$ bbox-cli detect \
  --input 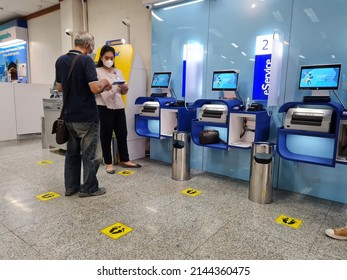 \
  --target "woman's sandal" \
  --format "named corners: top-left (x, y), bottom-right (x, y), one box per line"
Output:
top-left (120, 162), bottom-right (142, 168)
top-left (106, 165), bottom-right (116, 174)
